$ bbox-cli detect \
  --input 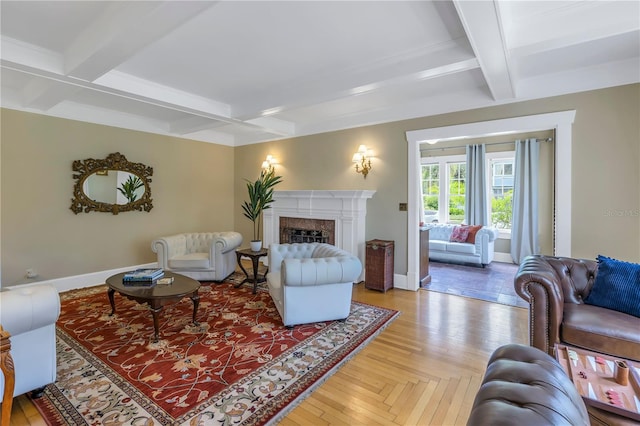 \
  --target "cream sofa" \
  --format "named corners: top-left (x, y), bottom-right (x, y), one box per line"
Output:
top-left (152, 232), bottom-right (243, 281)
top-left (427, 224), bottom-right (499, 267)
top-left (266, 243), bottom-right (362, 327)
top-left (0, 284), bottom-right (60, 399)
